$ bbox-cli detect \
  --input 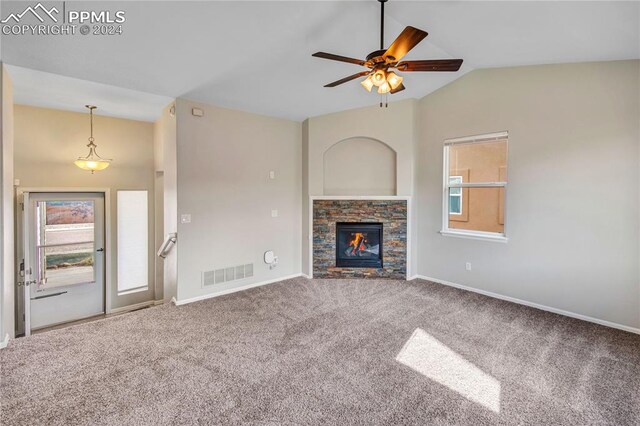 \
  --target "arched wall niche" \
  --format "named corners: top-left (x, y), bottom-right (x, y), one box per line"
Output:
top-left (323, 137), bottom-right (397, 195)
